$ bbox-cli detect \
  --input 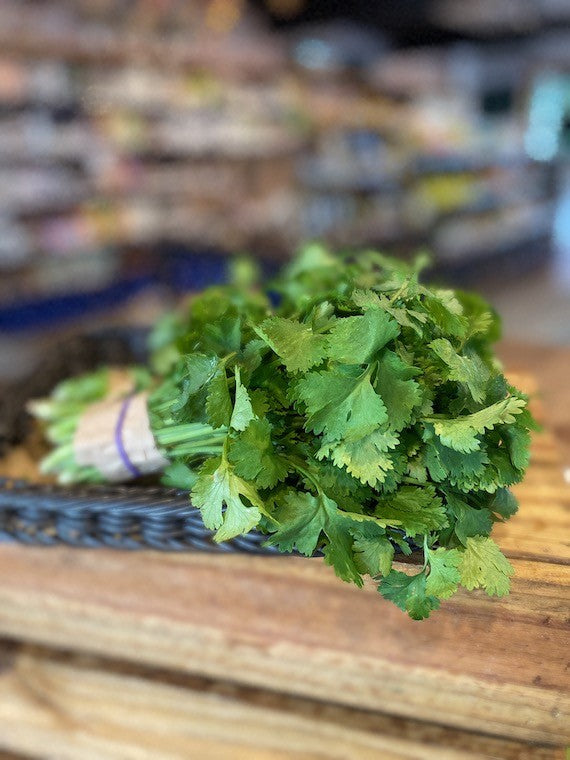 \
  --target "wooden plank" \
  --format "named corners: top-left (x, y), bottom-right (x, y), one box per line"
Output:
top-left (0, 545), bottom-right (567, 745)
top-left (0, 644), bottom-right (563, 760)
